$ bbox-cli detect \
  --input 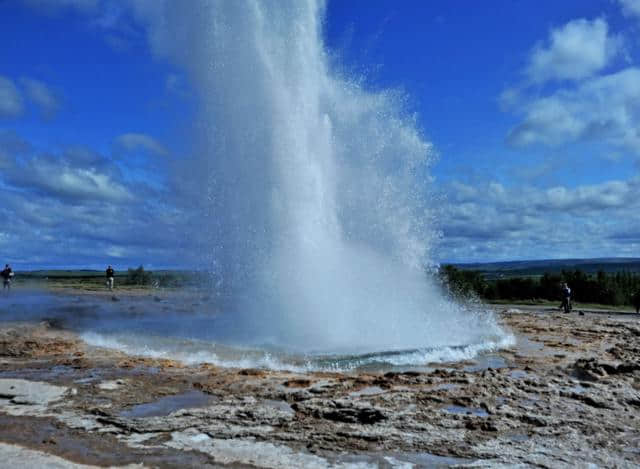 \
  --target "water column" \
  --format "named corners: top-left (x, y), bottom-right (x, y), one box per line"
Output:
top-left (132, 0), bottom-right (510, 358)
